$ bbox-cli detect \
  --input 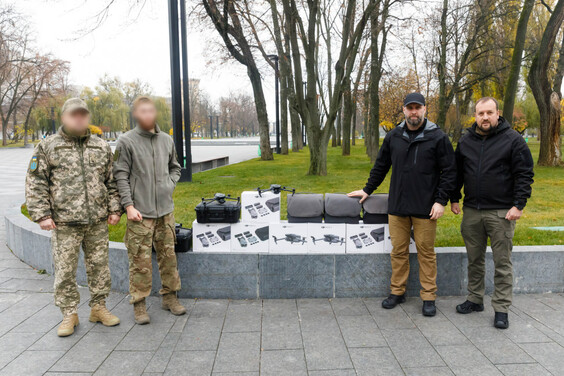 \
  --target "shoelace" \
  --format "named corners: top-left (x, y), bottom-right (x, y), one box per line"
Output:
top-left (62, 315), bottom-right (75, 325)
